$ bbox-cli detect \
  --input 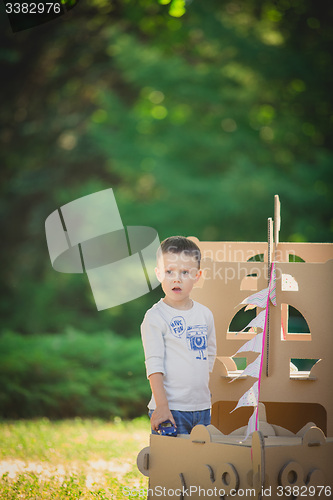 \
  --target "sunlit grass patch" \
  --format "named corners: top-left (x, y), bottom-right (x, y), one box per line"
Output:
top-left (0, 417), bottom-right (150, 499)
top-left (1, 471), bottom-right (148, 499)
